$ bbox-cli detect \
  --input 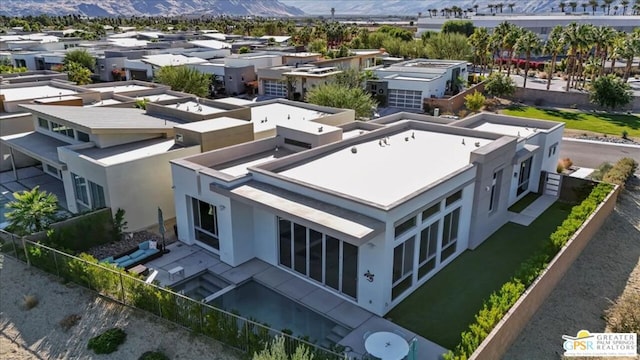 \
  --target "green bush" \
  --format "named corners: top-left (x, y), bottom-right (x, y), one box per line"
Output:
top-left (139, 351), bottom-right (170, 360)
top-left (41, 209), bottom-right (115, 253)
top-left (88, 327), bottom-right (127, 354)
top-left (444, 183), bottom-right (614, 360)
